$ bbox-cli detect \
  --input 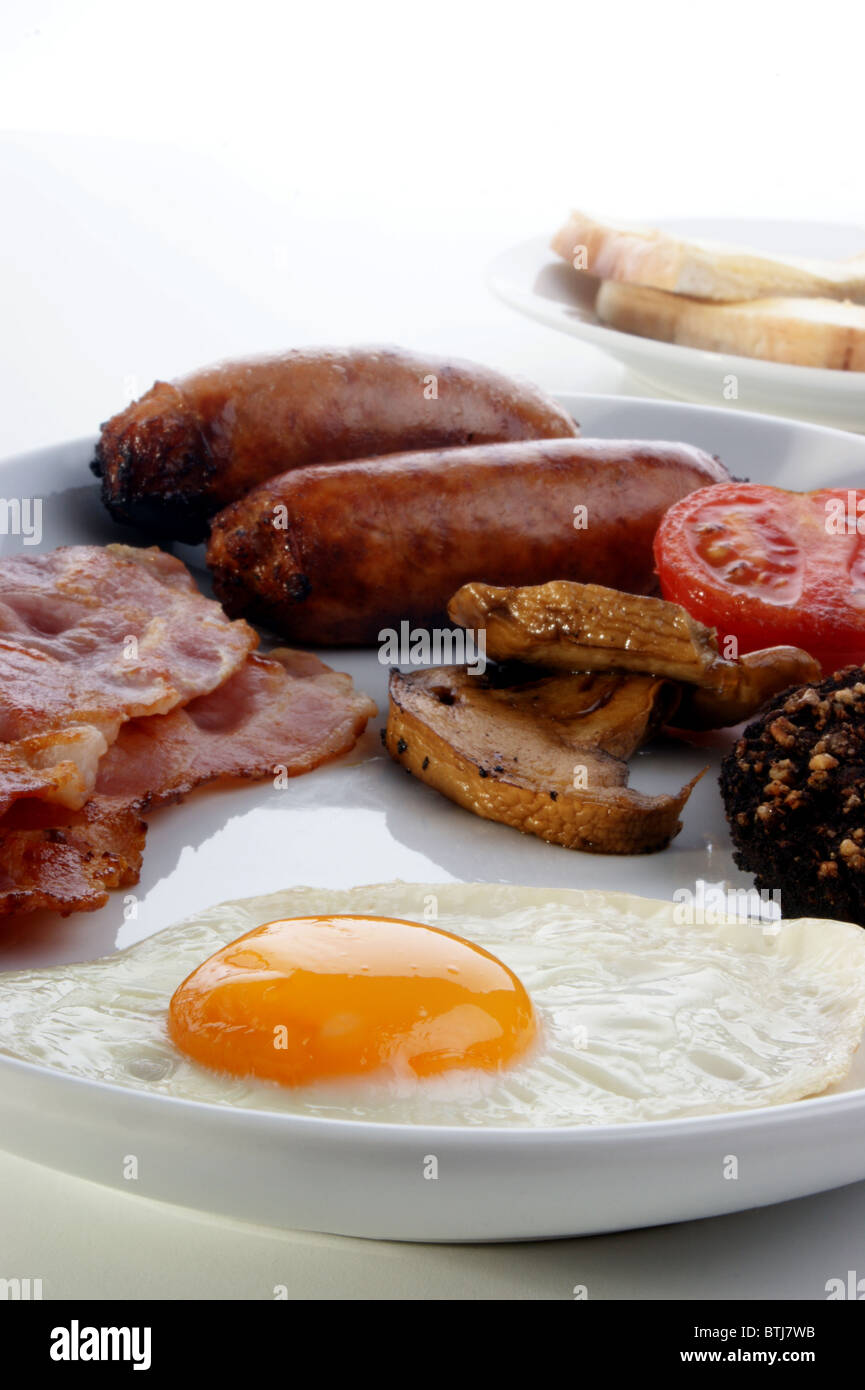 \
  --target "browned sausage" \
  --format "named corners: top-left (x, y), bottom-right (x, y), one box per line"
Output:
top-left (92, 347), bottom-right (579, 541)
top-left (206, 438), bottom-right (730, 645)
